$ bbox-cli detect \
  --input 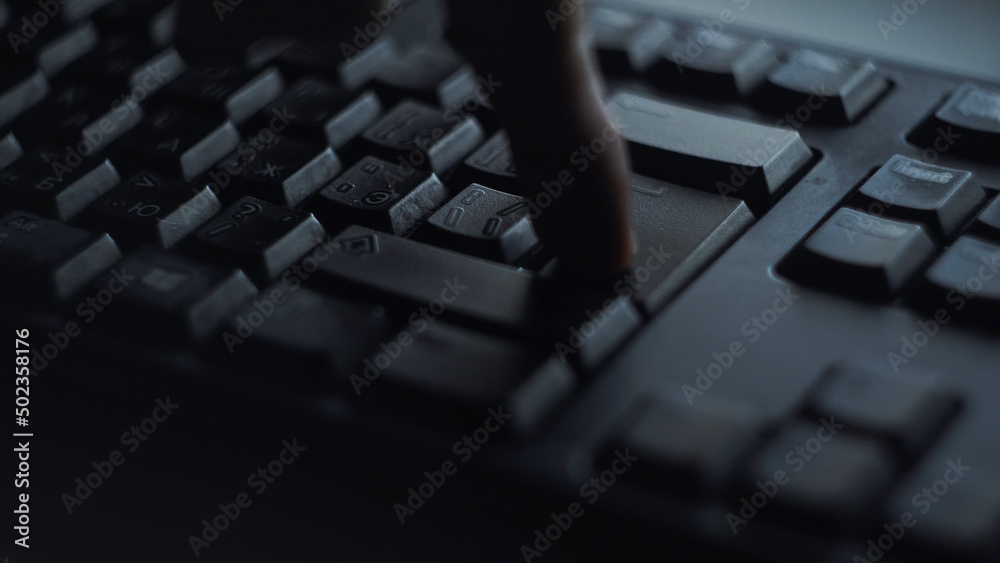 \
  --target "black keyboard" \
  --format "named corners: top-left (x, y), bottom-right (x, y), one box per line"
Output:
top-left (3, 0), bottom-right (999, 561)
